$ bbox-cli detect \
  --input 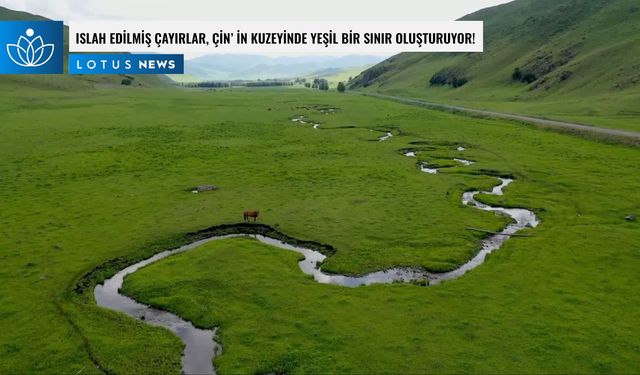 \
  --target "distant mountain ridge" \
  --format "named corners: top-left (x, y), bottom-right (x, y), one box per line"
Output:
top-left (183, 54), bottom-right (385, 81)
